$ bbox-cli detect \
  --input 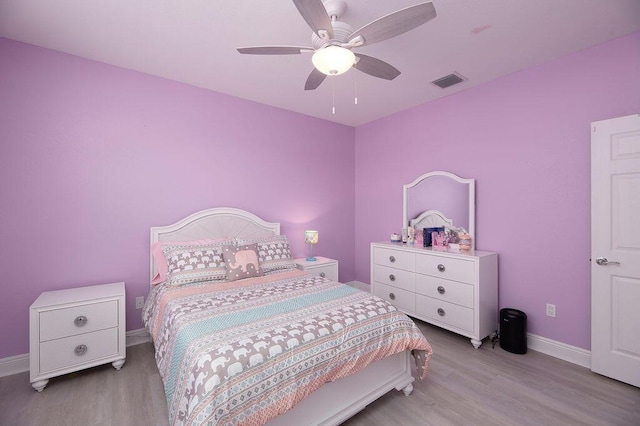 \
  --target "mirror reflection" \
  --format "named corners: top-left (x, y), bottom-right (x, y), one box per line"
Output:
top-left (403, 171), bottom-right (475, 248)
